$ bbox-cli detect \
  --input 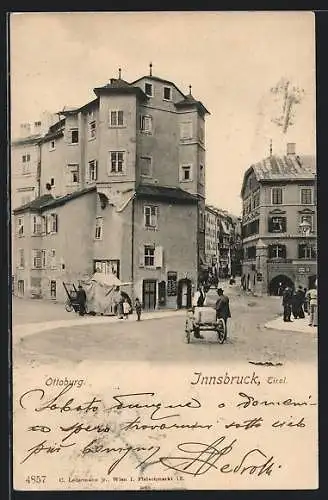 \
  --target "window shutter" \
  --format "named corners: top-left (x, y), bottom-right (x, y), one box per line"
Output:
top-left (54, 214), bottom-right (58, 233)
top-left (154, 246), bottom-right (163, 268)
top-left (281, 217), bottom-right (286, 232)
top-left (268, 218), bottom-right (273, 232)
top-left (139, 246), bottom-right (145, 267)
top-left (281, 245), bottom-right (286, 259)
